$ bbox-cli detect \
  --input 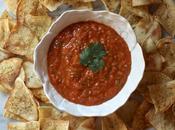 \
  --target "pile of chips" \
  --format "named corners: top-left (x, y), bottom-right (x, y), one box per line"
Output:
top-left (0, 0), bottom-right (175, 130)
